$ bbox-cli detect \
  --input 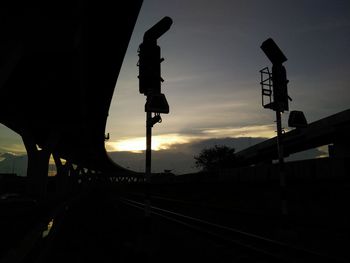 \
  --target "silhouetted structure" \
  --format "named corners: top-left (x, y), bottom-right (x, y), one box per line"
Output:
top-left (138, 17), bottom-right (173, 179)
top-left (0, 1), bottom-right (143, 198)
top-left (236, 109), bottom-right (350, 163)
top-left (260, 38), bottom-right (291, 215)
